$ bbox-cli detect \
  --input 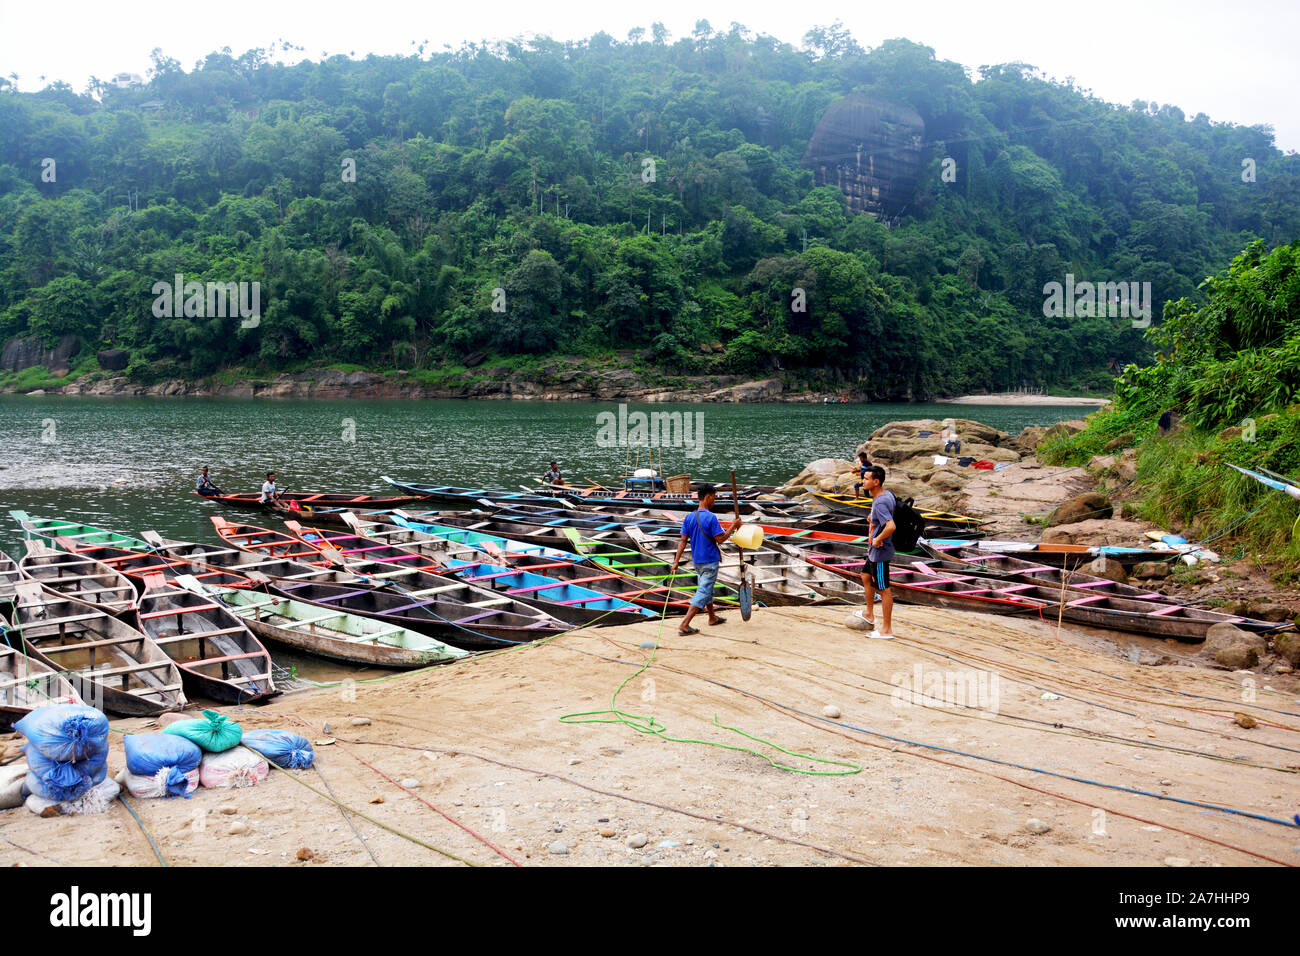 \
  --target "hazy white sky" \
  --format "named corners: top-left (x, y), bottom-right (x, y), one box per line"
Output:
top-left (2, 0), bottom-right (1297, 152)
